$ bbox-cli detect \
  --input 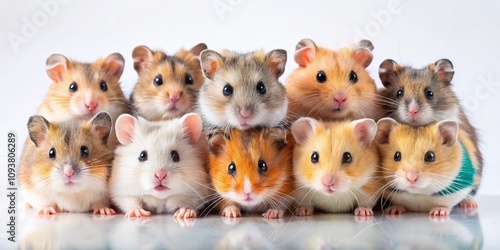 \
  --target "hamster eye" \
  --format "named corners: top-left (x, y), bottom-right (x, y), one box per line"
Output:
top-left (138, 150), bottom-right (148, 162)
top-left (394, 151), bottom-right (402, 162)
top-left (153, 74), bottom-right (163, 86)
top-left (80, 146), bottom-right (89, 157)
top-left (311, 151), bottom-right (319, 163)
top-left (316, 71), bottom-right (327, 83)
top-left (69, 82), bottom-right (78, 92)
top-left (256, 81), bottom-right (266, 95)
top-left (100, 80), bottom-right (108, 91)
top-left (349, 70), bottom-right (358, 84)
top-left (258, 159), bottom-right (267, 175)
top-left (342, 152), bottom-right (352, 164)
top-left (223, 84), bottom-right (233, 96)
top-left (228, 162), bottom-right (236, 176)
top-left (396, 88), bottom-right (404, 98)
top-left (48, 148), bottom-right (56, 159)
top-left (424, 88), bottom-right (434, 100)
top-left (185, 73), bottom-right (193, 85)
top-left (424, 151), bottom-right (435, 163)
top-left (171, 150), bottom-right (180, 162)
